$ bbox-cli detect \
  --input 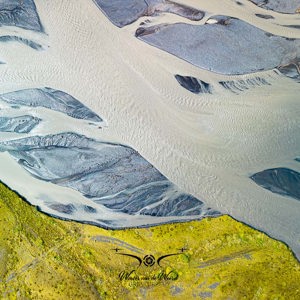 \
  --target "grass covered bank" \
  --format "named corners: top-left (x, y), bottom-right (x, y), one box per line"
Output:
top-left (0, 182), bottom-right (299, 299)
